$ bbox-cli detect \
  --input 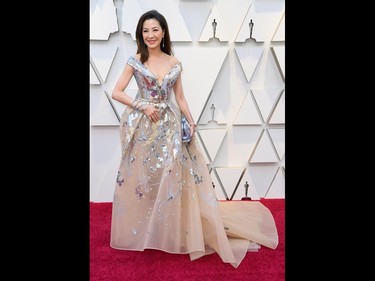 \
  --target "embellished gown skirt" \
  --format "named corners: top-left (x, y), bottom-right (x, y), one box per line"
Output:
top-left (110, 105), bottom-right (278, 268)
